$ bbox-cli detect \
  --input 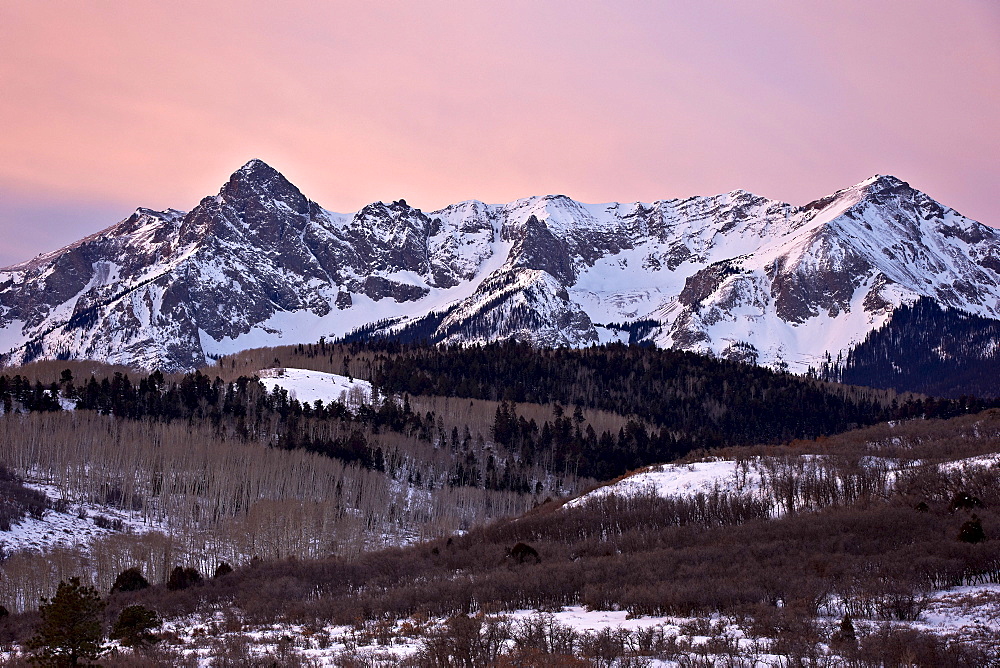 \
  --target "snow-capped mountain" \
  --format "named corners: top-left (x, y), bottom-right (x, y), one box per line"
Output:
top-left (0, 160), bottom-right (997, 372)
